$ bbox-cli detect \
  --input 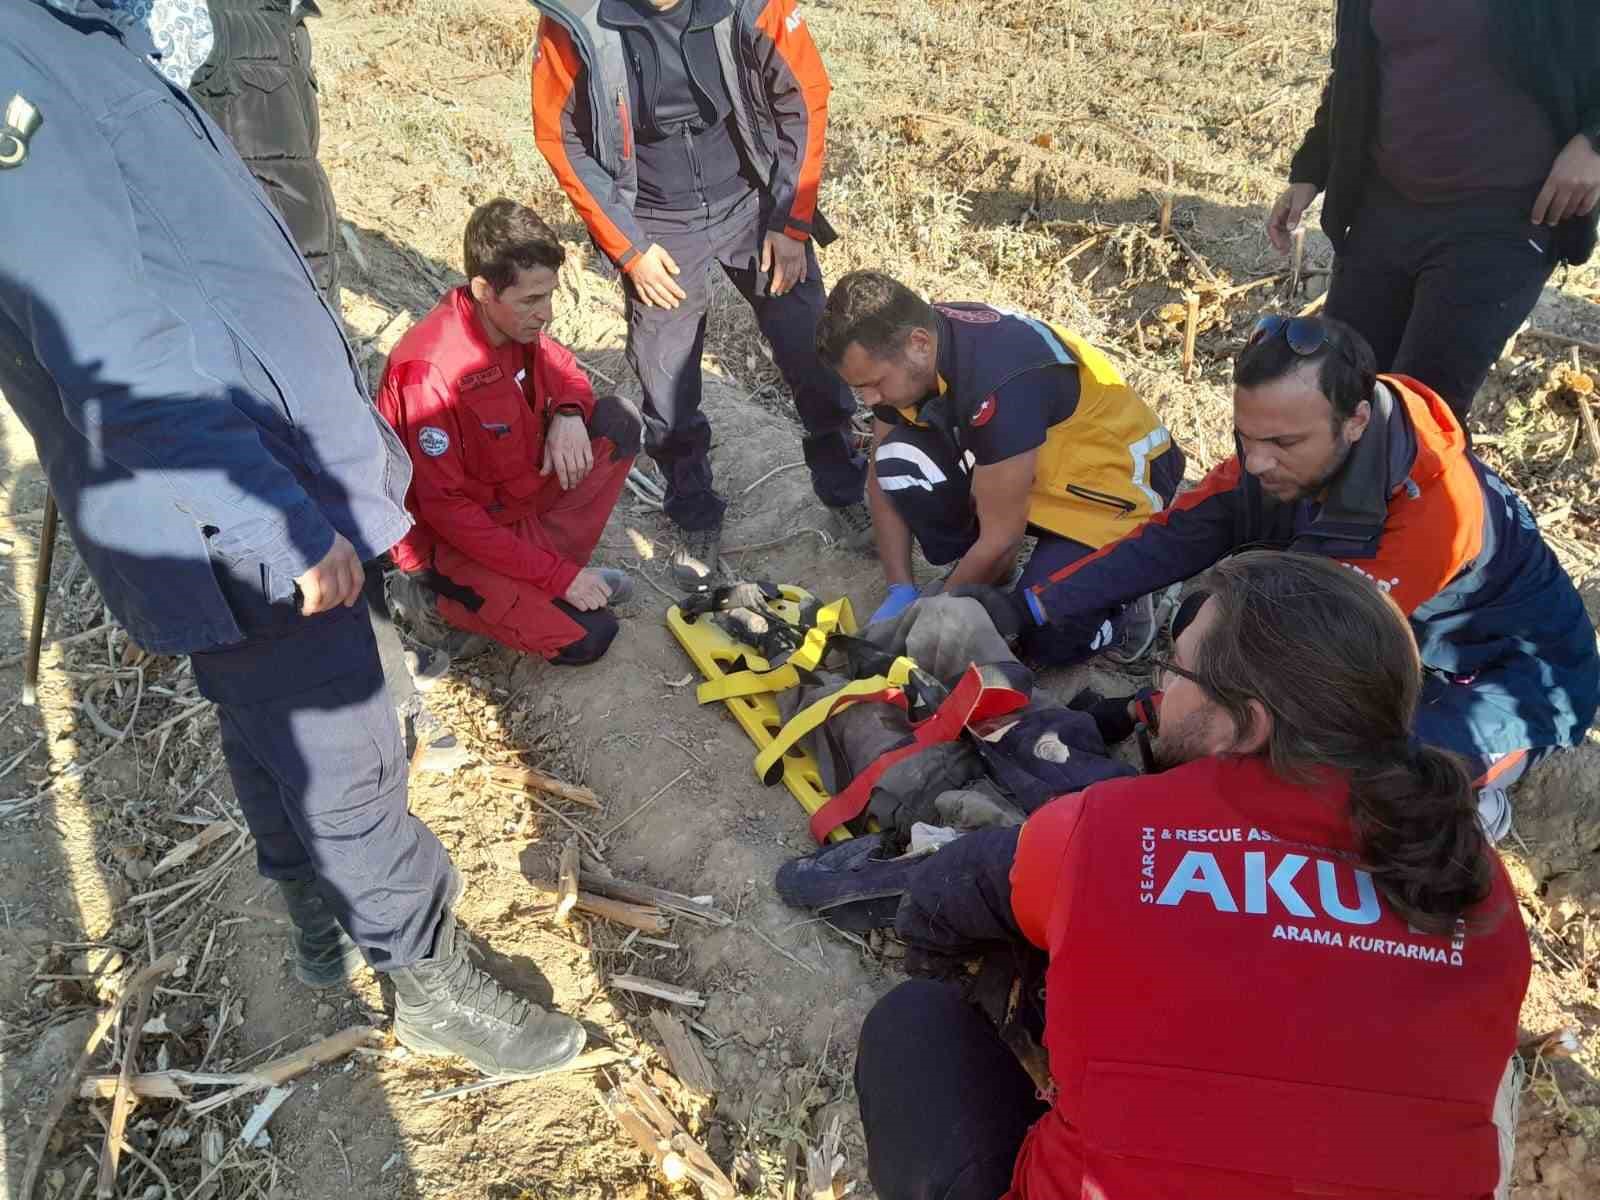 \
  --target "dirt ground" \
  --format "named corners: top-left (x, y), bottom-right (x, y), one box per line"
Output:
top-left (2, 1), bottom-right (1599, 1197)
